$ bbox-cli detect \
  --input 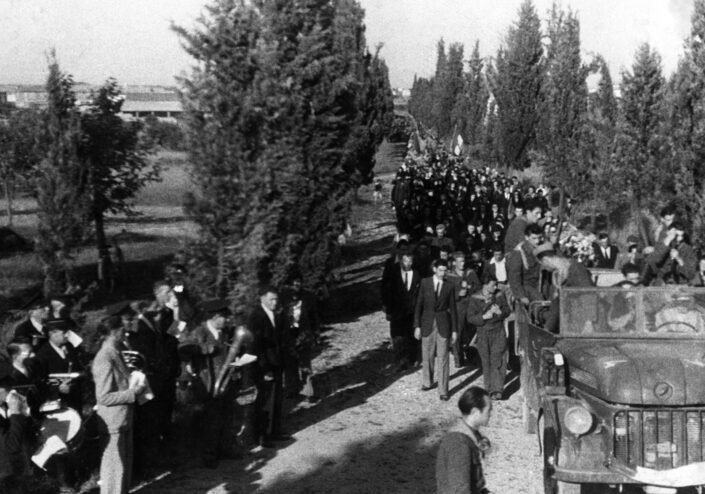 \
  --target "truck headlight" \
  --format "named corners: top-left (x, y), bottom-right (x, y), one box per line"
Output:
top-left (564, 405), bottom-right (593, 435)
